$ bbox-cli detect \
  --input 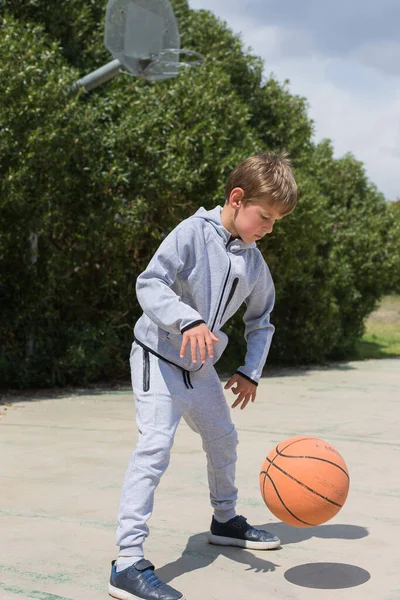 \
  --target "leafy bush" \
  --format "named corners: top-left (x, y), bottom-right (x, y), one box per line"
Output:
top-left (385, 201), bottom-right (400, 294)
